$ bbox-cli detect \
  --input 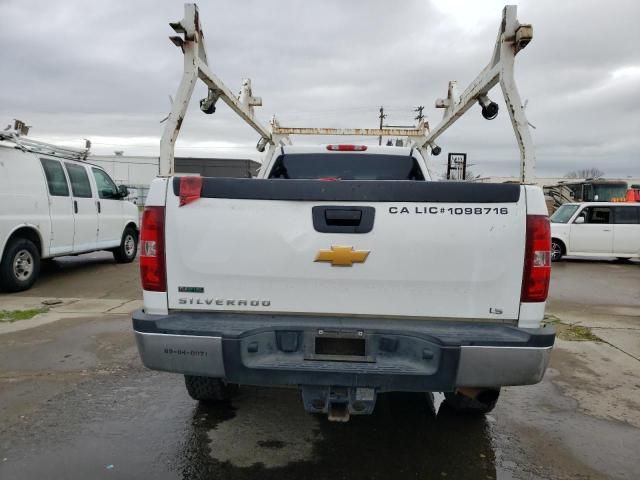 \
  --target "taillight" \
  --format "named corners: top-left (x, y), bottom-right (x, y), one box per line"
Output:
top-left (140, 206), bottom-right (166, 292)
top-left (326, 144), bottom-right (368, 151)
top-left (179, 176), bottom-right (203, 207)
top-left (521, 215), bottom-right (551, 302)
